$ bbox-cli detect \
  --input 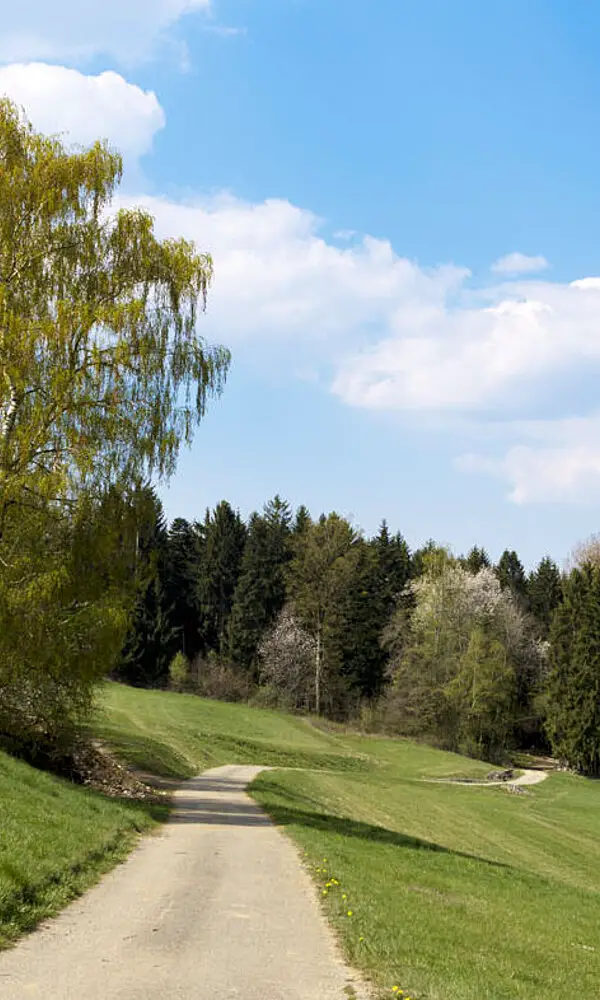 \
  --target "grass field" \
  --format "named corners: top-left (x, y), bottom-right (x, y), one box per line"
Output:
top-left (0, 749), bottom-right (165, 948)
top-left (97, 684), bottom-right (600, 1000)
top-left (3, 681), bottom-right (600, 1000)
